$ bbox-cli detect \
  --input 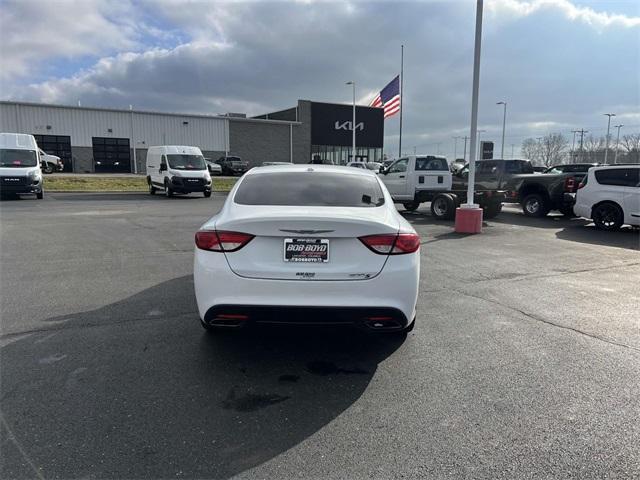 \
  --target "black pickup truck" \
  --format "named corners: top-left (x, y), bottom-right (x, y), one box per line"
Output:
top-left (454, 159), bottom-right (583, 217)
top-left (504, 172), bottom-right (583, 217)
